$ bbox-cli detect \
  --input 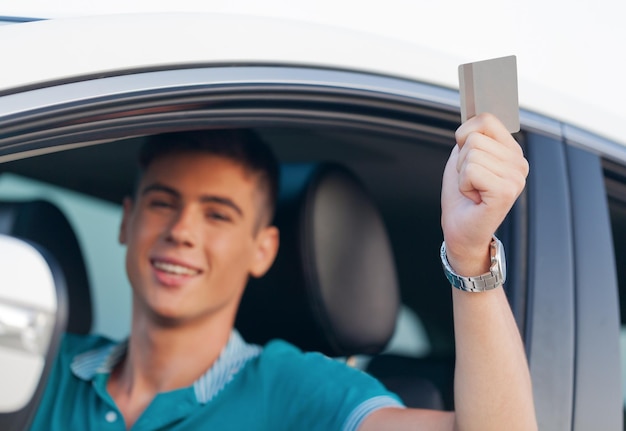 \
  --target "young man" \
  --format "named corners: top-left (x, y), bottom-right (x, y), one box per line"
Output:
top-left (31, 114), bottom-right (537, 430)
